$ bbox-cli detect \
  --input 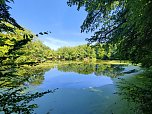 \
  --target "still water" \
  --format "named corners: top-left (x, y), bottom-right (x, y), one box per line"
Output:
top-left (30, 63), bottom-right (140, 114)
top-left (0, 62), bottom-right (141, 114)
